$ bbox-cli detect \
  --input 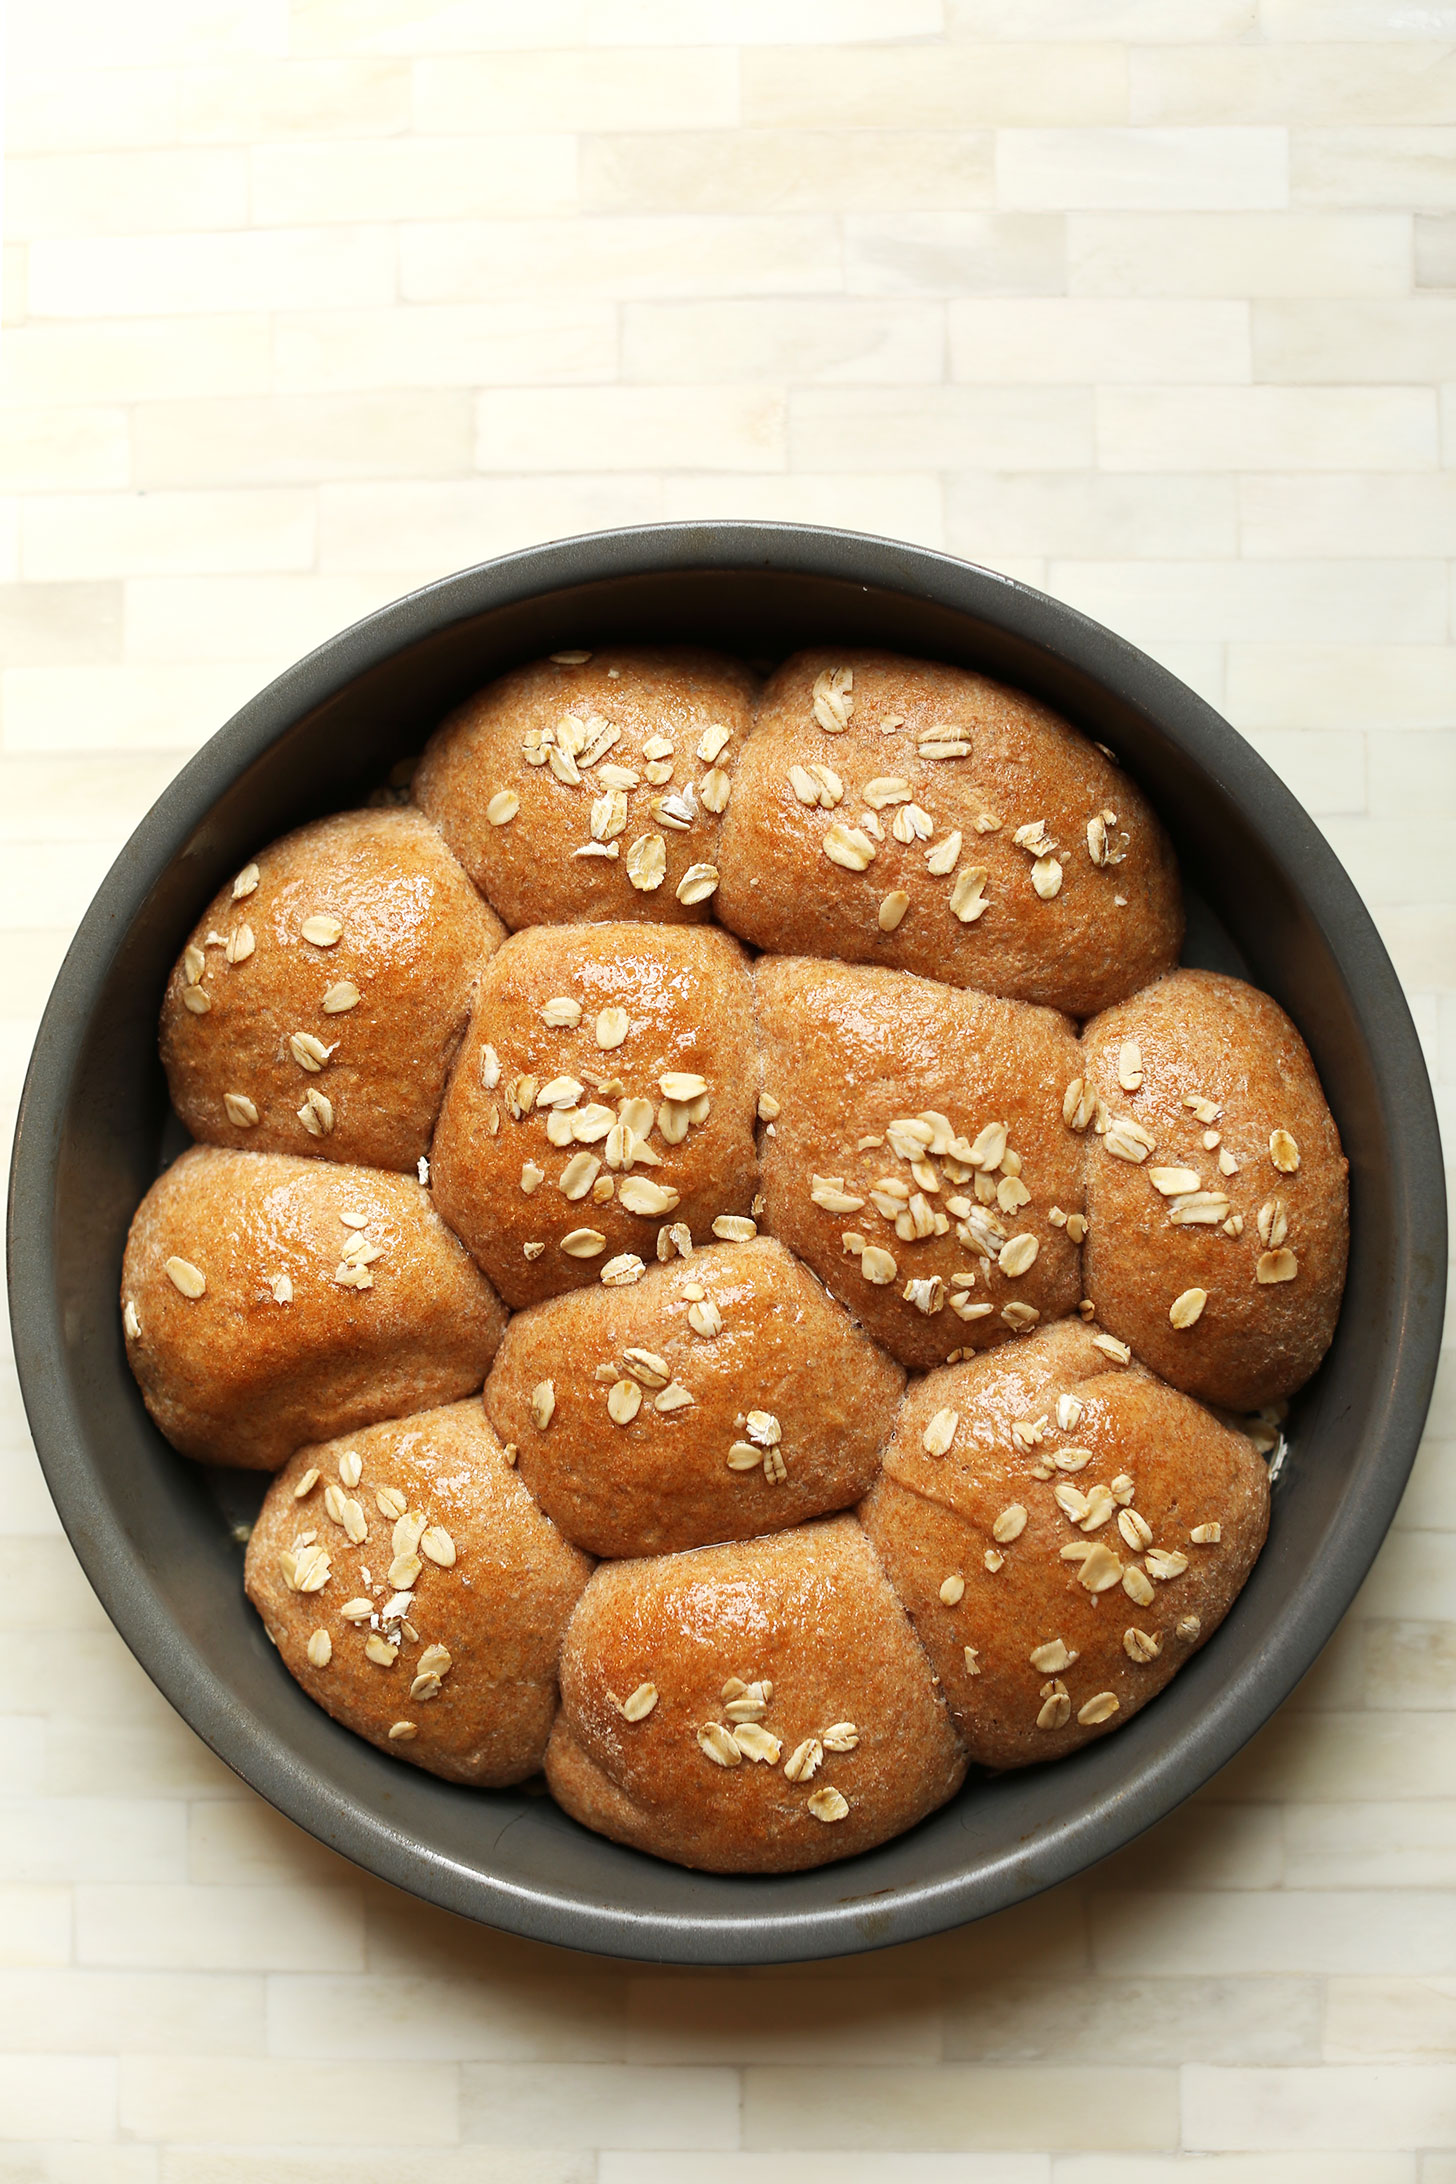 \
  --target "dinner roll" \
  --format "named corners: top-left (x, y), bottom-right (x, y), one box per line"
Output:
top-left (430, 922), bottom-right (760, 1311)
top-left (122, 1148), bottom-right (506, 1470)
top-left (859, 1318), bottom-right (1269, 1769)
top-left (715, 648), bottom-right (1182, 1017)
top-left (414, 647), bottom-right (757, 931)
top-left (246, 1402), bottom-right (591, 1785)
top-left (160, 809), bottom-right (503, 1173)
top-left (485, 1238), bottom-right (905, 1558)
top-left (1078, 969), bottom-right (1349, 1410)
top-left (755, 956), bottom-right (1084, 1372)
top-left (545, 1516), bottom-right (966, 1873)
